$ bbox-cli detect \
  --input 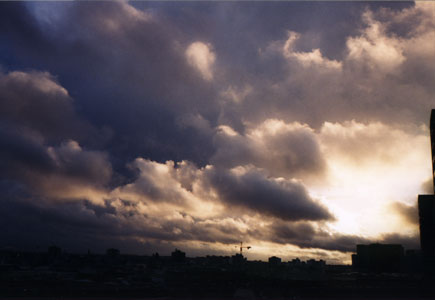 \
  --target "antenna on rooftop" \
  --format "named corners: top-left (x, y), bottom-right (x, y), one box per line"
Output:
top-left (235, 242), bottom-right (251, 255)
